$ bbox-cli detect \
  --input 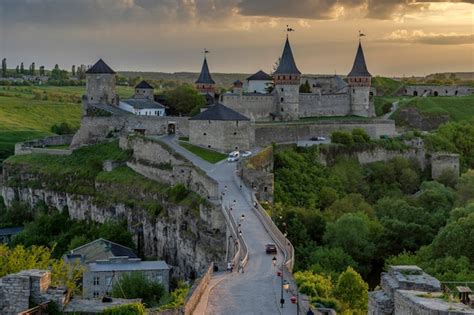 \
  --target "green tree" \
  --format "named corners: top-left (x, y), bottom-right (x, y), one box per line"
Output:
top-left (71, 65), bottom-right (76, 76)
top-left (299, 80), bottom-right (311, 93)
top-left (39, 66), bottom-right (45, 76)
top-left (163, 84), bottom-right (206, 116)
top-left (351, 128), bottom-right (370, 144)
top-left (430, 213), bottom-right (474, 263)
top-left (326, 193), bottom-right (374, 221)
top-left (51, 122), bottom-right (75, 135)
top-left (309, 247), bottom-right (358, 277)
top-left (1, 58), bottom-right (6, 77)
top-left (111, 272), bottom-right (165, 307)
top-left (331, 131), bottom-right (354, 146)
top-left (15, 65), bottom-right (19, 74)
top-left (333, 267), bottom-right (368, 311)
top-left (30, 62), bottom-right (35, 75)
top-left (20, 62), bottom-right (24, 74)
top-left (456, 170), bottom-right (474, 206)
top-left (323, 213), bottom-right (382, 275)
top-left (294, 270), bottom-right (333, 299)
